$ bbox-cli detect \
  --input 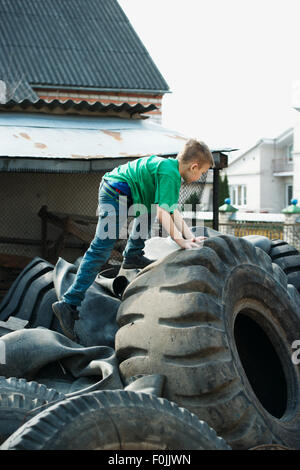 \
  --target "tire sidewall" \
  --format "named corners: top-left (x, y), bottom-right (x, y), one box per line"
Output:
top-left (222, 263), bottom-right (300, 446)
